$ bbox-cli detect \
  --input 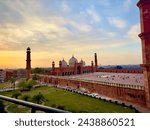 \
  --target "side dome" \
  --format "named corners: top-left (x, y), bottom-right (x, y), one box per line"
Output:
top-left (80, 59), bottom-right (85, 66)
top-left (69, 55), bottom-right (78, 66)
top-left (61, 59), bottom-right (67, 67)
